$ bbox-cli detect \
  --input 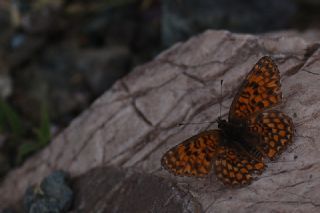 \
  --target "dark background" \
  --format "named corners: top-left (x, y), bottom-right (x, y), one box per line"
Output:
top-left (0, 0), bottom-right (319, 178)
